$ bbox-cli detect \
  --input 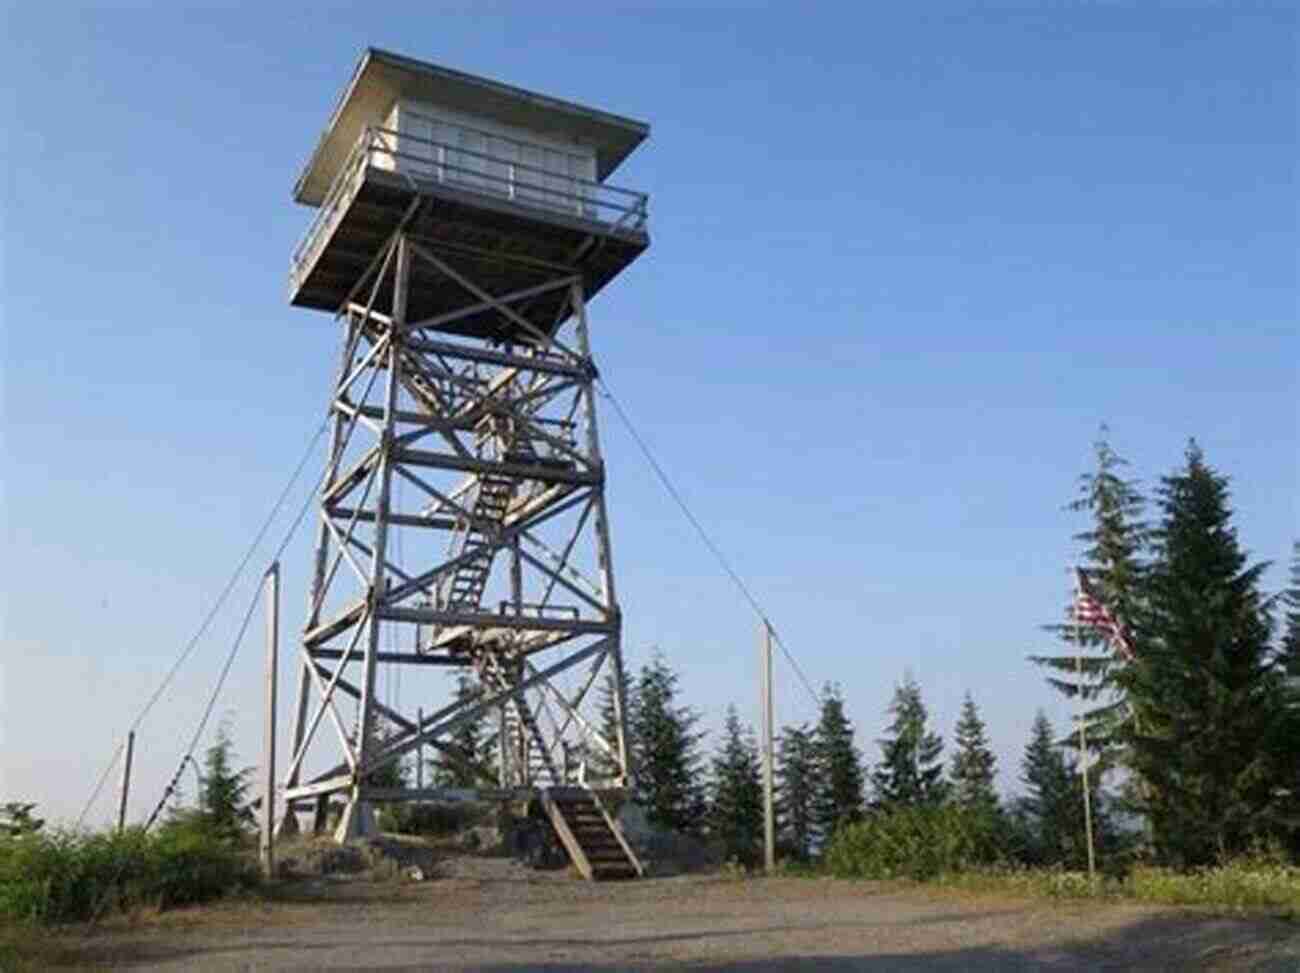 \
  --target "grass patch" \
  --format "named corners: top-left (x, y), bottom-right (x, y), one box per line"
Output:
top-left (884, 861), bottom-right (1299, 917)
top-left (1129, 861), bottom-right (1300, 916)
top-left (930, 865), bottom-right (1122, 900)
